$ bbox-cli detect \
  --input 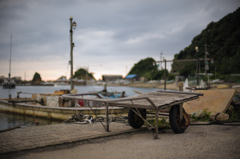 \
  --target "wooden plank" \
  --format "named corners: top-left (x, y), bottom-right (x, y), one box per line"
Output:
top-left (183, 89), bottom-right (236, 114)
top-left (108, 92), bottom-right (200, 109)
